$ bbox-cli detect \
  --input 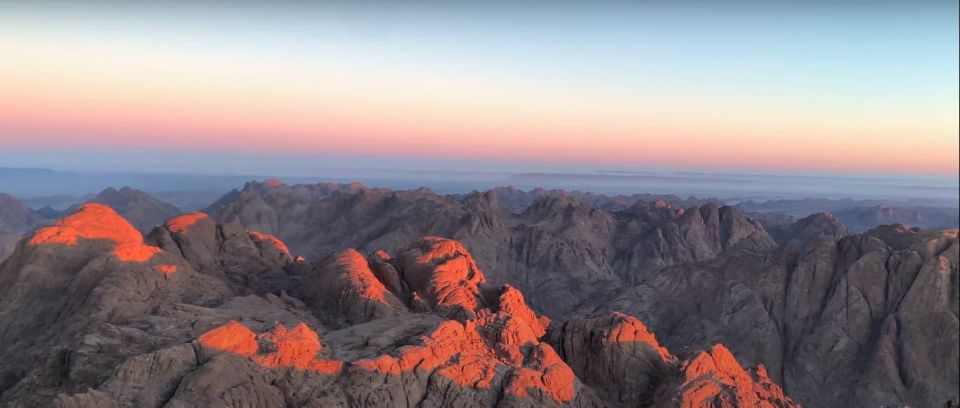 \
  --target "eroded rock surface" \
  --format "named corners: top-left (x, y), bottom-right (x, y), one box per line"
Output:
top-left (0, 206), bottom-right (797, 408)
top-left (205, 181), bottom-right (773, 316)
top-left (3, 195), bottom-right (955, 408)
top-left (595, 223), bottom-right (959, 407)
